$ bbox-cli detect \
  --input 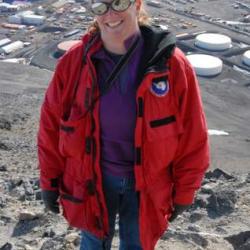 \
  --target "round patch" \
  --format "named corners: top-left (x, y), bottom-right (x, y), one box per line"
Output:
top-left (150, 79), bottom-right (169, 97)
